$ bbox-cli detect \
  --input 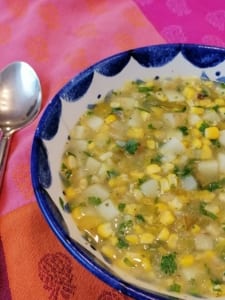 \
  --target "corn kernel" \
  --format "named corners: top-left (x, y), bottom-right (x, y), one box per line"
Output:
top-left (101, 245), bottom-right (116, 259)
top-left (141, 257), bottom-right (152, 271)
top-left (158, 227), bottom-right (170, 241)
top-left (124, 203), bottom-right (138, 215)
top-left (146, 139), bottom-right (156, 149)
top-left (108, 178), bottom-right (118, 188)
top-left (133, 224), bottom-right (144, 234)
top-left (159, 210), bottom-right (175, 225)
top-left (201, 144), bottom-right (212, 159)
top-left (105, 114), bottom-right (117, 124)
top-left (156, 203), bottom-right (169, 212)
top-left (191, 224), bottom-right (201, 234)
top-left (64, 186), bottom-right (77, 199)
top-left (191, 128), bottom-right (201, 137)
top-left (179, 254), bottom-right (194, 267)
top-left (140, 111), bottom-right (150, 121)
top-left (191, 106), bottom-right (204, 115)
top-left (87, 141), bottom-right (95, 150)
top-left (160, 178), bottom-right (170, 192)
top-left (219, 107), bottom-right (225, 115)
top-left (192, 138), bottom-right (202, 149)
top-left (127, 127), bottom-right (144, 139)
top-left (72, 207), bottom-right (84, 220)
top-left (167, 233), bottom-right (178, 249)
top-left (145, 164), bottom-right (161, 175)
top-left (110, 236), bottom-right (118, 246)
top-left (97, 222), bottom-right (113, 238)
top-left (130, 170), bottom-right (145, 179)
top-left (139, 232), bottom-right (155, 244)
top-left (162, 163), bottom-right (174, 173)
top-left (183, 86), bottom-right (196, 99)
top-left (125, 234), bottom-right (139, 244)
top-left (205, 126), bottom-right (220, 139)
top-left (167, 174), bottom-right (178, 187)
top-left (215, 98), bottom-right (225, 106)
